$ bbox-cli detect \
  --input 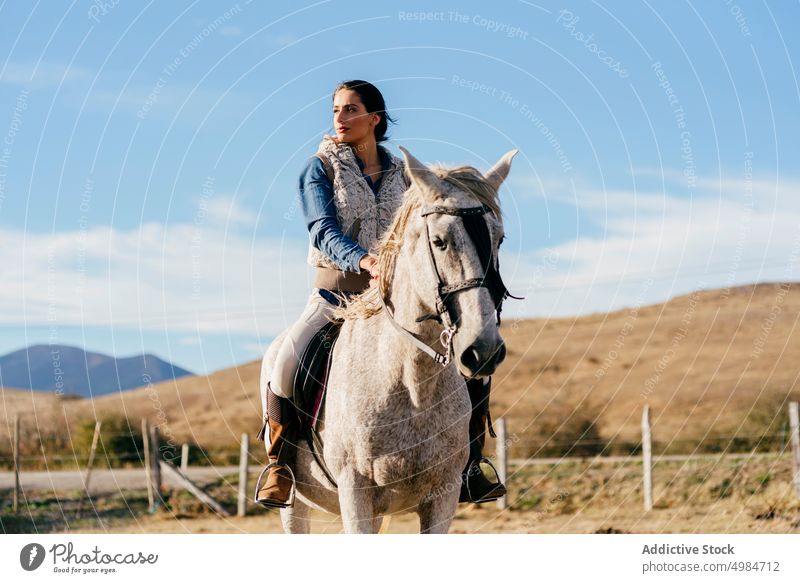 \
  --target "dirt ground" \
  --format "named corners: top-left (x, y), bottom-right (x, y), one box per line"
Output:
top-left (4, 455), bottom-right (798, 534)
top-left (63, 503), bottom-right (798, 535)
